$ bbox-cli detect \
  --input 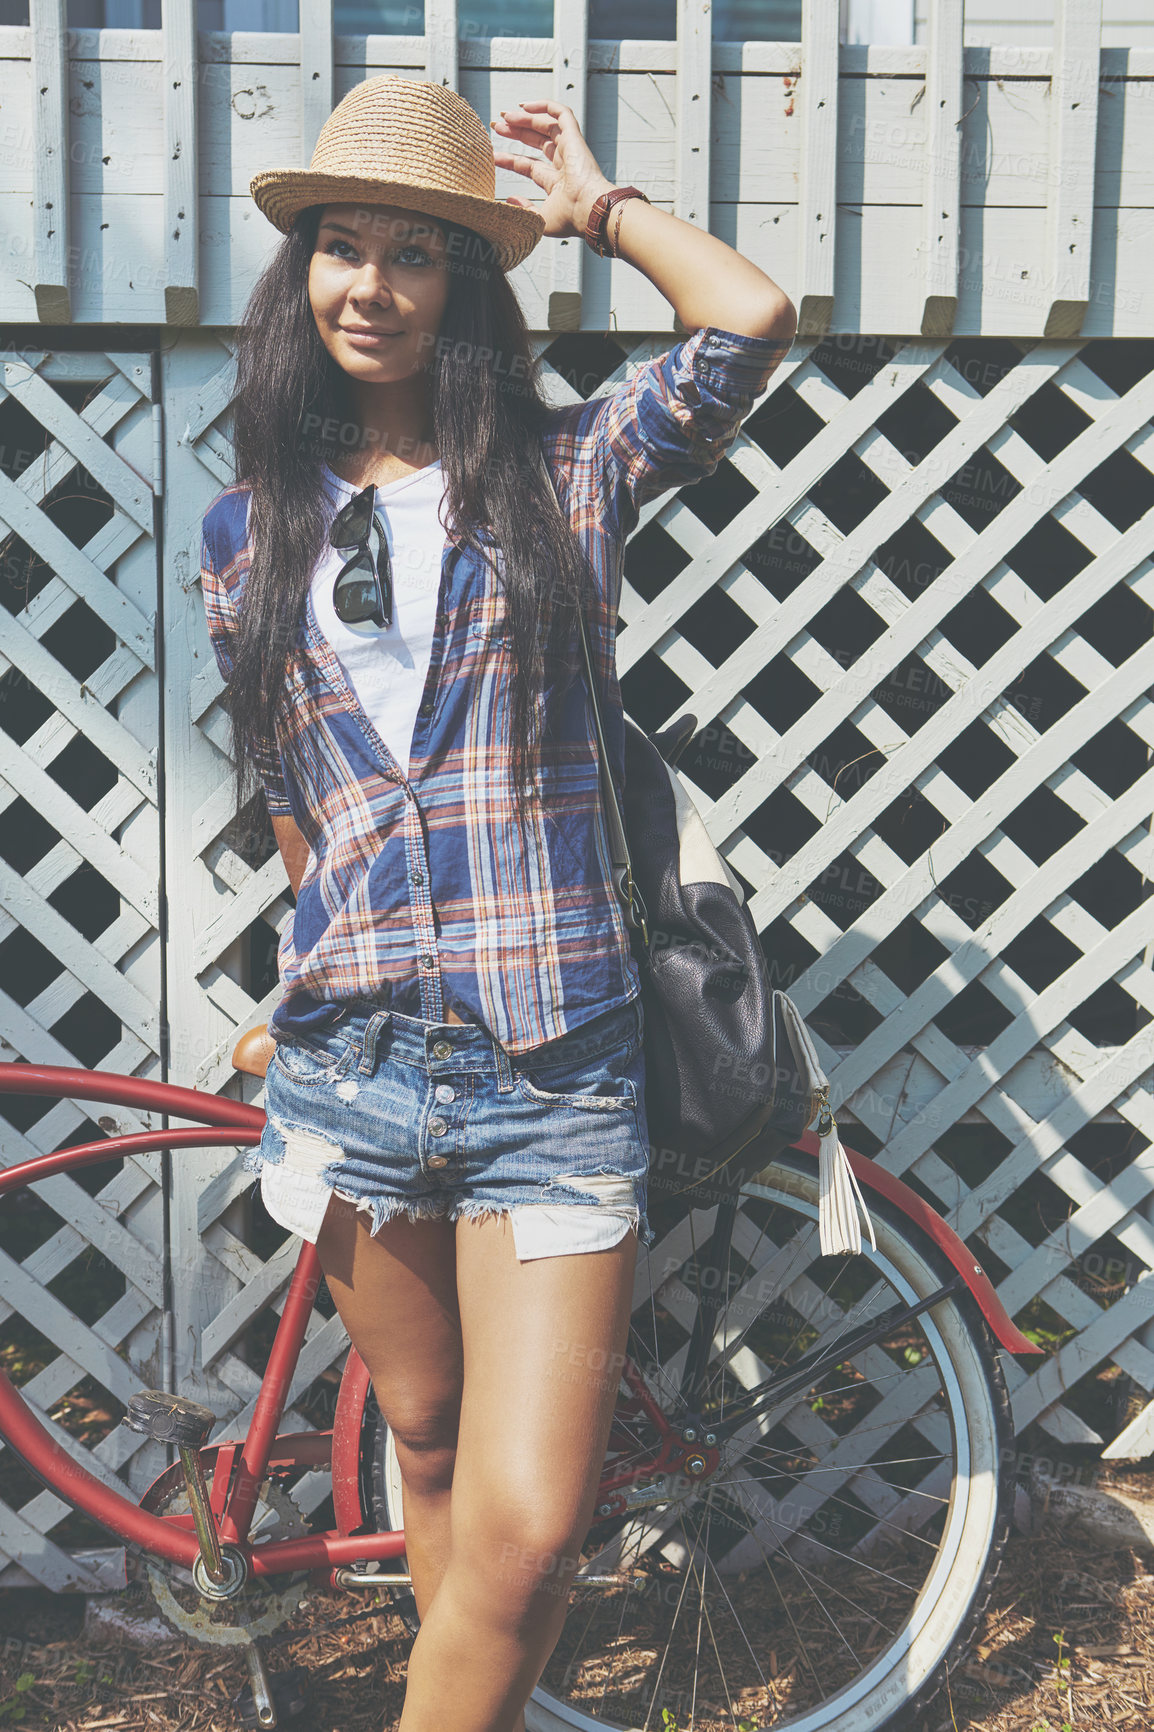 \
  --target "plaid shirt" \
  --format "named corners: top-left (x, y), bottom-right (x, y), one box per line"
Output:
top-left (200, 325), bottom-right (790, 1055)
